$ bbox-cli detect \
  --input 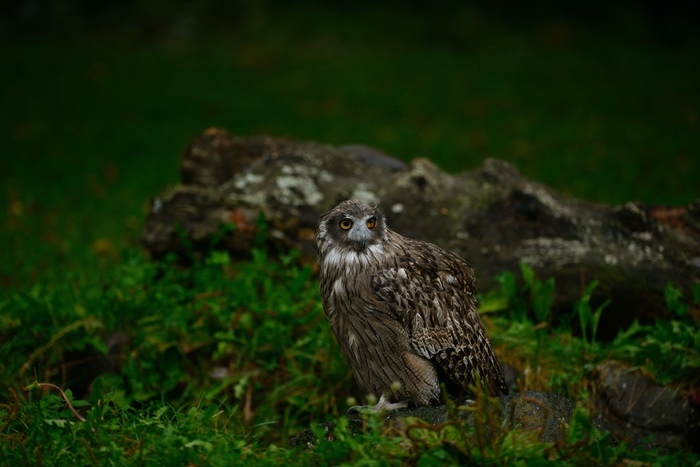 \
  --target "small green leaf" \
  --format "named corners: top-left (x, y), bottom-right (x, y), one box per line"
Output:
top-left (692, 283), bottom-right (700, 305)
top-left (519, 261), bottom-right (535, 287)
top-left (44, 419), bottom-right (70, 428)
top-left (185, 439), bottom-right (213, 450)
top-left (206, 250), bottom-right (231, 266)
top-left (478, 295), bottom-right (509, 313)
top-left (665, 282), bottom-right (688, 317)
top-left (70, 399), bottom-right (91, 408)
